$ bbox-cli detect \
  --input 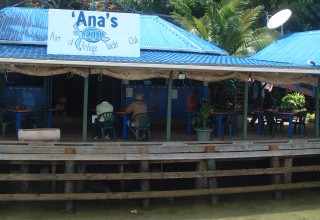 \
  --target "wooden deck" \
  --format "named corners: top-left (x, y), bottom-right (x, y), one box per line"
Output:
top-left (0, 139), bottom-right (319, 210)
top-left (0, 115), bottom-right (319, 212)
